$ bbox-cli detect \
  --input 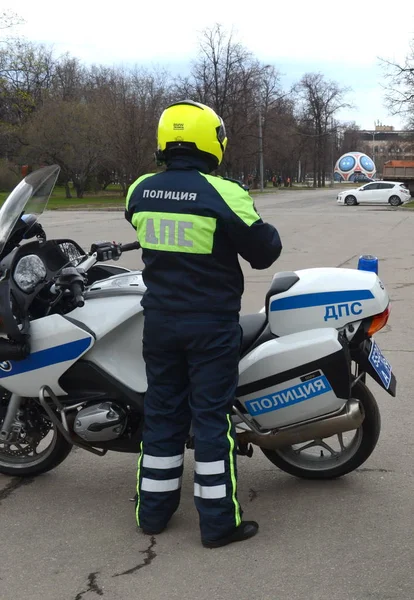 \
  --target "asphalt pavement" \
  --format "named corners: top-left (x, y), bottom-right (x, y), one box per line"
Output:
top-left (1, 188), bottom-right (413, 600)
